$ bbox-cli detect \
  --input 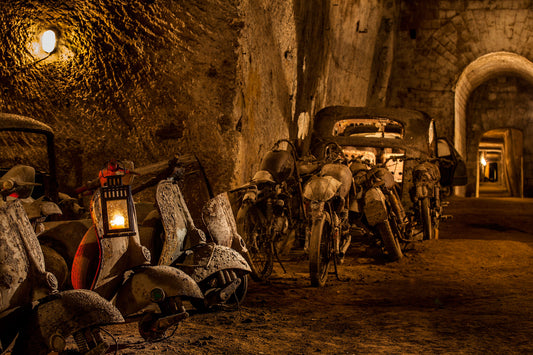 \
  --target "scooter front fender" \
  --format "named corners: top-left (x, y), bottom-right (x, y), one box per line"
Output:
top-left (174, 243), bottom-right (251, 283)
top-left (11, 289), bottom-right (123, 355)
top-left (115, 265), bottom-right (203, 316)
